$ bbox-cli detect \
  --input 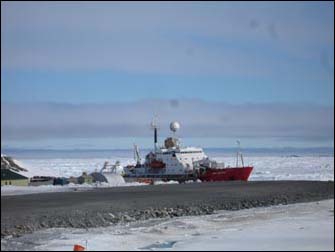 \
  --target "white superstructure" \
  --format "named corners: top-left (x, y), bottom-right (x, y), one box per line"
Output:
top-left (123, 120), bottom-right (207, 180)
